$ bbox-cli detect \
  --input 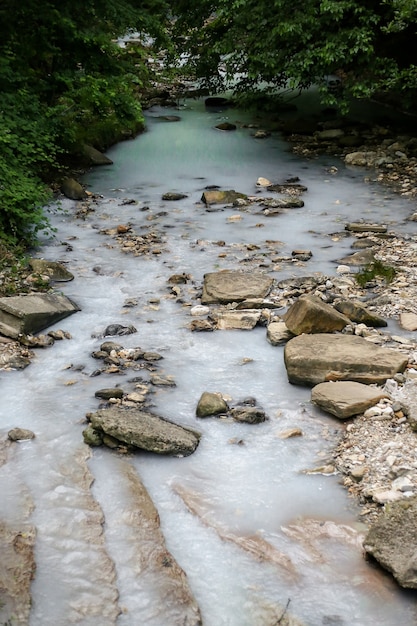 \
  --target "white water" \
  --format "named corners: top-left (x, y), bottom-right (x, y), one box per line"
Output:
top-left (1, 98), bottom-right (417, 625)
